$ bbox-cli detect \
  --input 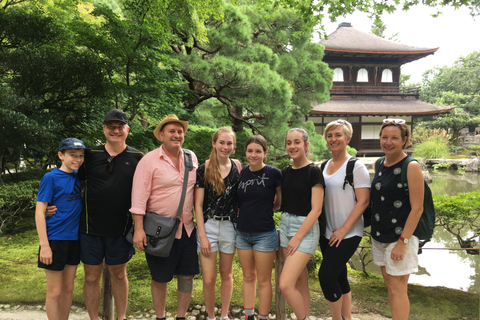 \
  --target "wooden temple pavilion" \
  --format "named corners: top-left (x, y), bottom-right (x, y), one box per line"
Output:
top-left (308, 22), bottom-right (454, 156)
